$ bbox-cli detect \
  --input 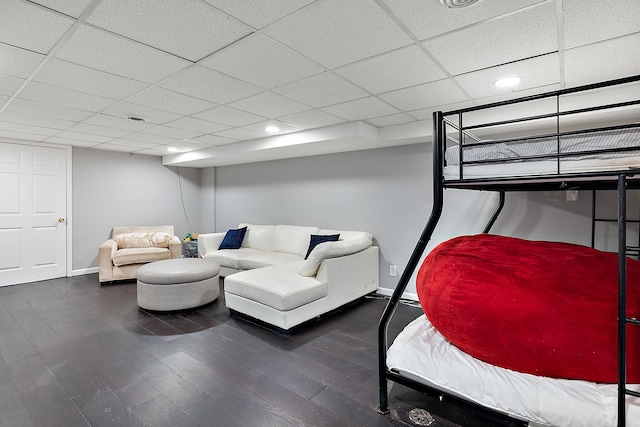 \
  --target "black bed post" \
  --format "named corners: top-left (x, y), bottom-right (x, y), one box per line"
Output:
top-left (377, 111), bottom-right (445, 414)
top-left (617, 174), bottom-right (627, 427)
